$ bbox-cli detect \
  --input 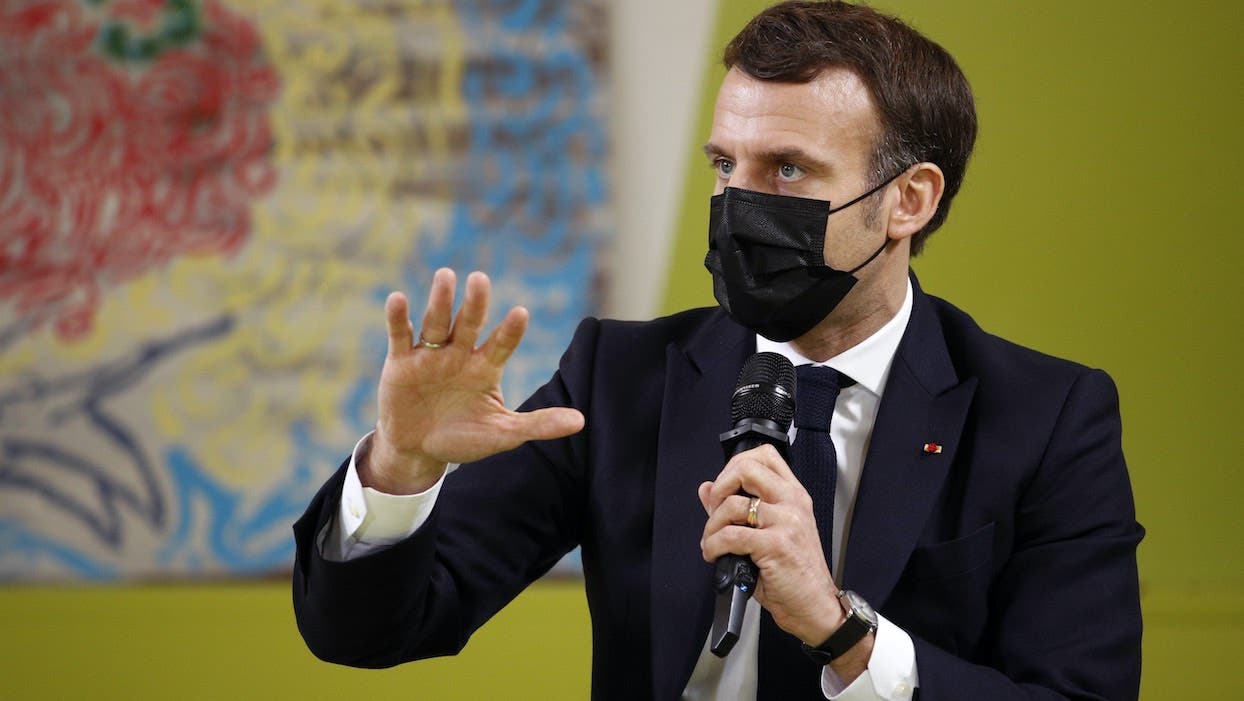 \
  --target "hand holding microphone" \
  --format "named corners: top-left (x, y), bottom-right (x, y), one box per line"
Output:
top-left (706, 352), bottom-right (796, 656)
top-left (700, 352), bottom-right (844, 656)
